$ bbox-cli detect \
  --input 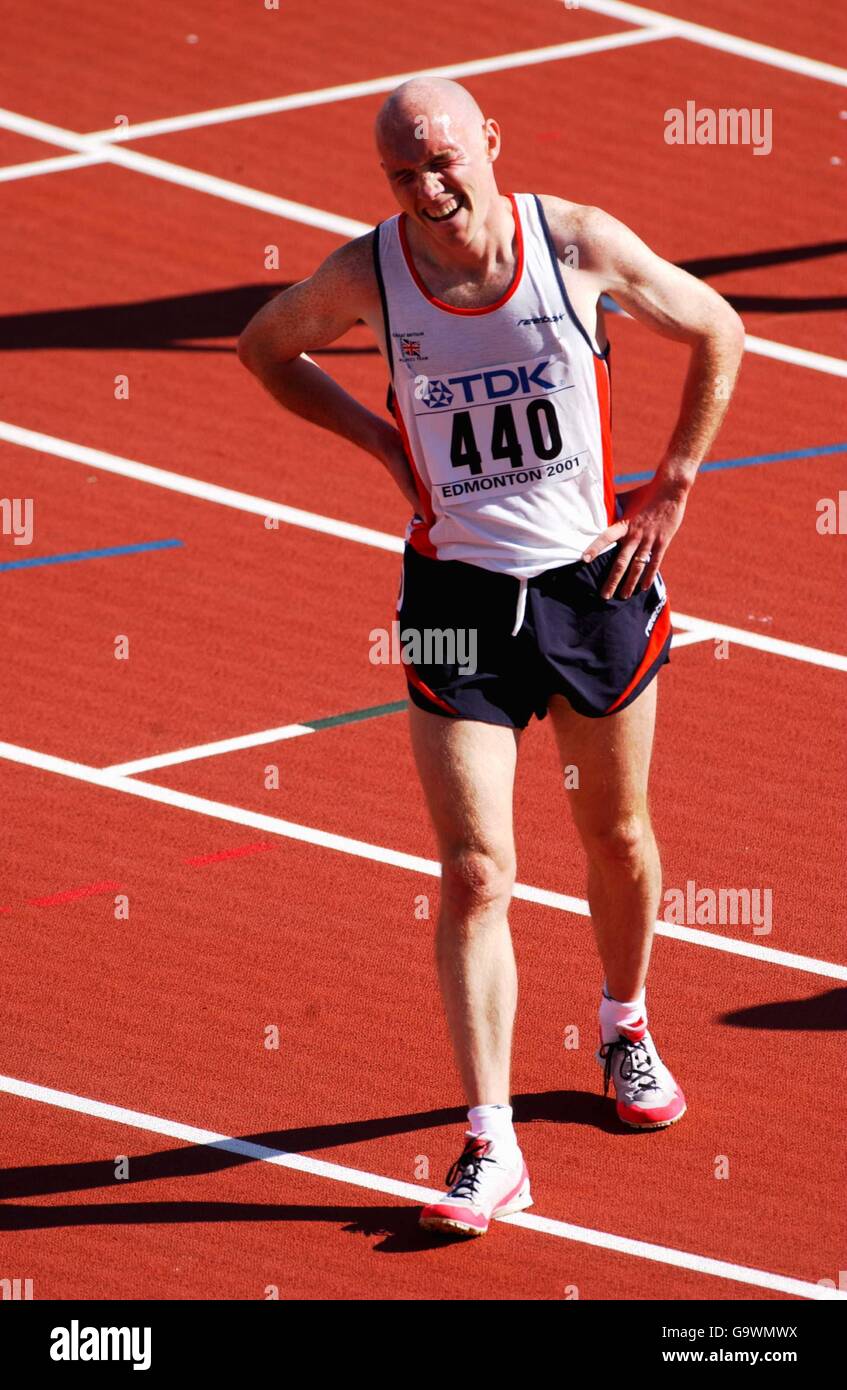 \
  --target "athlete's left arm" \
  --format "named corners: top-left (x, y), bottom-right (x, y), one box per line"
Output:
top-left (556, 201), bottom-right (746, 598)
